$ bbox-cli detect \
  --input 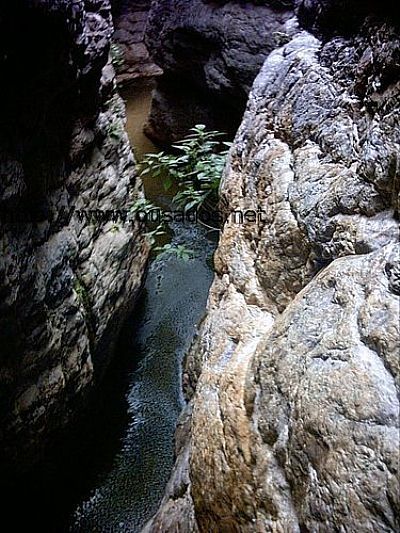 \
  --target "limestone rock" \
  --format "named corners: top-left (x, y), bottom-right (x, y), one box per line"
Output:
top-left (144, 5), bottom-right (399, 531)
top-left (0, 0), bottom-right (149, 475)
top-left (112, 0), bottom-right (162, 85)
